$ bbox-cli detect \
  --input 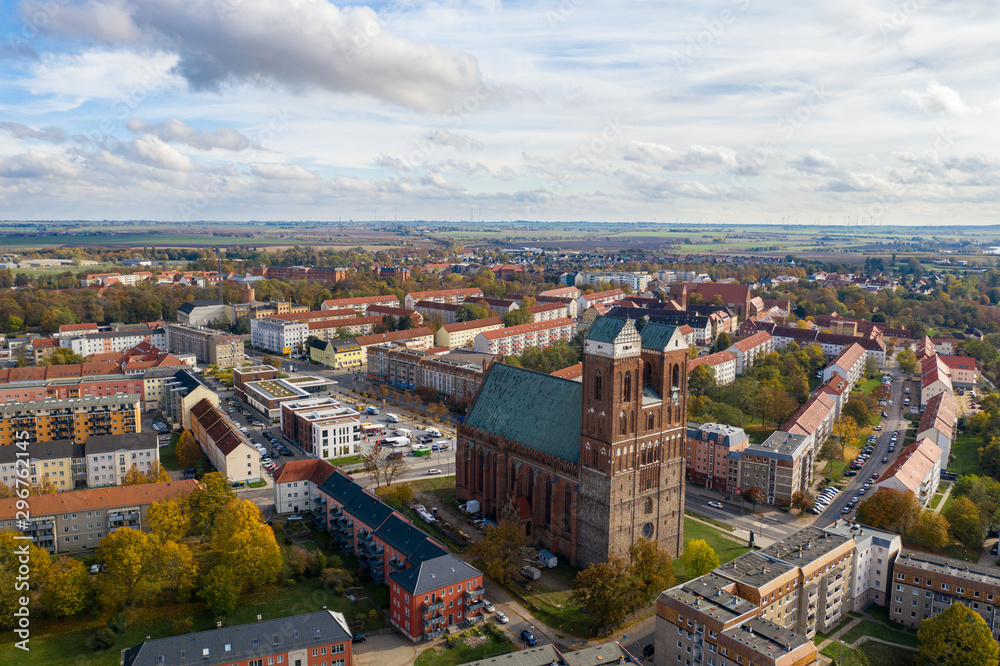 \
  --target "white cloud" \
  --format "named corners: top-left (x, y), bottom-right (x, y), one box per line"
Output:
top-left (0, 122), bottom-right (66, 144)
top-left (0, 152), bottom-right (79, 179)
top-left (118, 135), bottom-right (197, 171)
top-left (425, 129), bottom-right (484, 150)
top-left (125, 118), bottom-right (254, 151)
top-left (904, 80), bottom-right (980, 115)
top-left (21, 49), bottom-right (183, 104)
top-left (251, 163), bottom-right (317, 181)
top-left (622, 141), bottom-right (739, 172)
